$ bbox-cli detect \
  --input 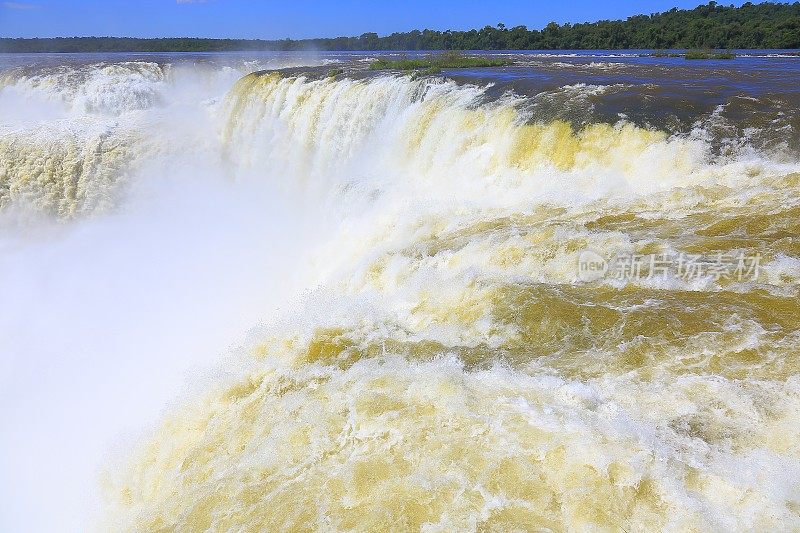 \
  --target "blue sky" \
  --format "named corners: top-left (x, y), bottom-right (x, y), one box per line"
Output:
top-left (1, 1), bottom-right (746, 39)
